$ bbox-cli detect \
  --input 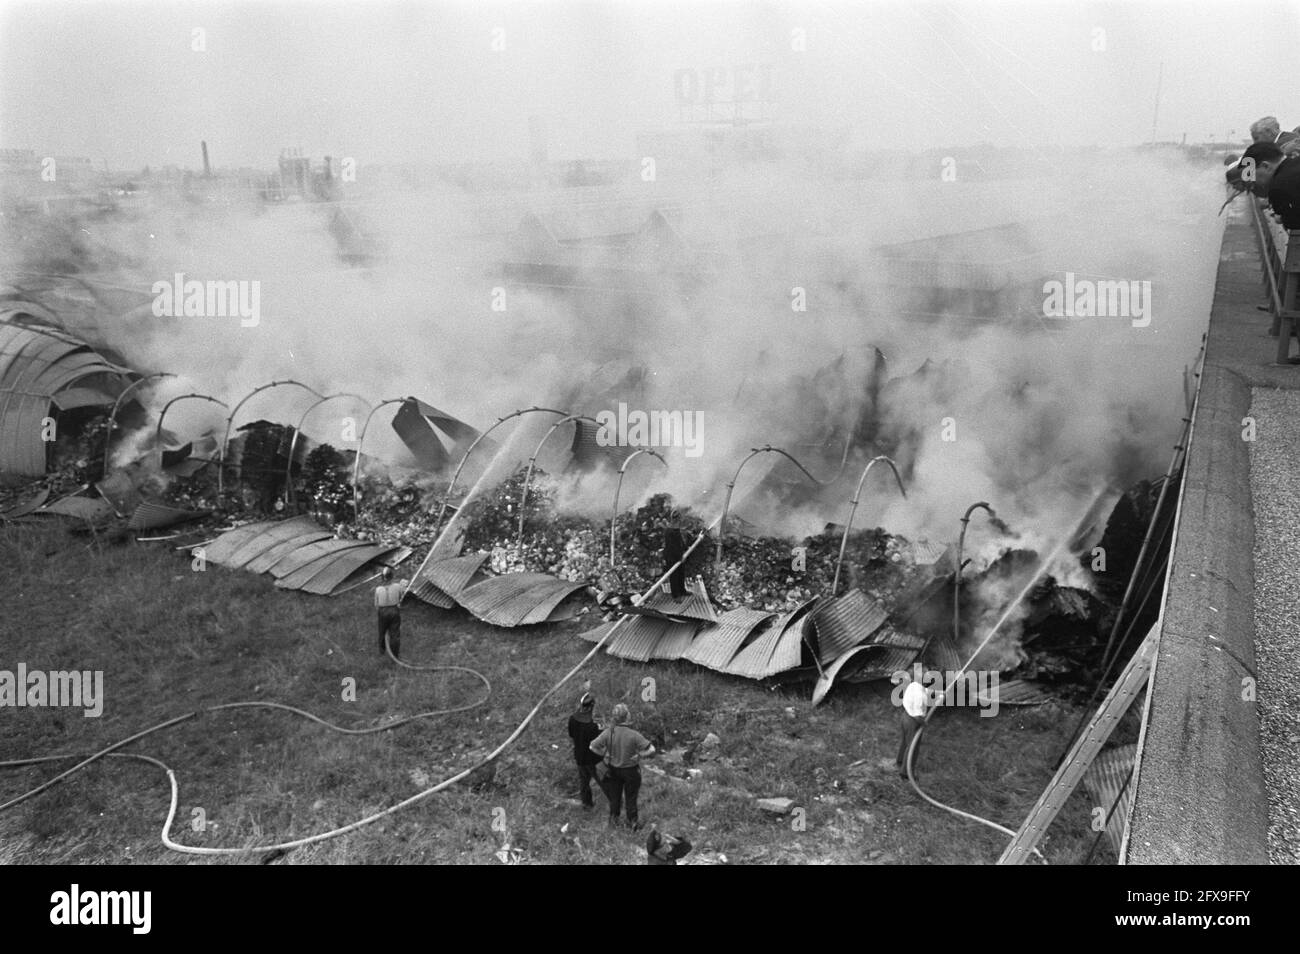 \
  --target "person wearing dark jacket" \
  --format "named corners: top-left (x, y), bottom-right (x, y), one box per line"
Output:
top-left (1240, 141), bottom-right (1300, 230)
top-left (567, 692), bottom-right (603, 809)
top-left (646, 825), bottom-right (692, 865)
